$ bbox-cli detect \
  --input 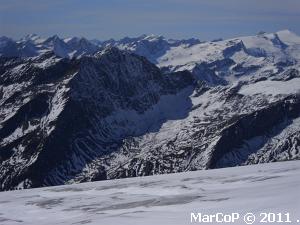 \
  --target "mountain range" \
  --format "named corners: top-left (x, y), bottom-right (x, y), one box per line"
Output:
top-left (0, 30), bottom-right (300, 191)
